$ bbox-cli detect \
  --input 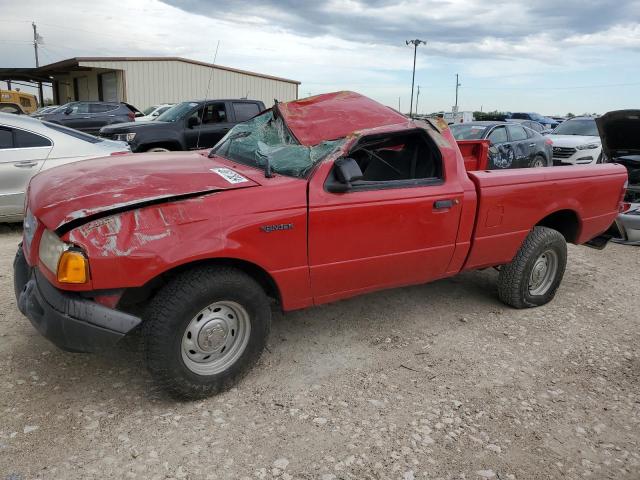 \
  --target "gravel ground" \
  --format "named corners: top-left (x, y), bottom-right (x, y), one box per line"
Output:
top-left (1, 224), bottom-right (639, 480)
